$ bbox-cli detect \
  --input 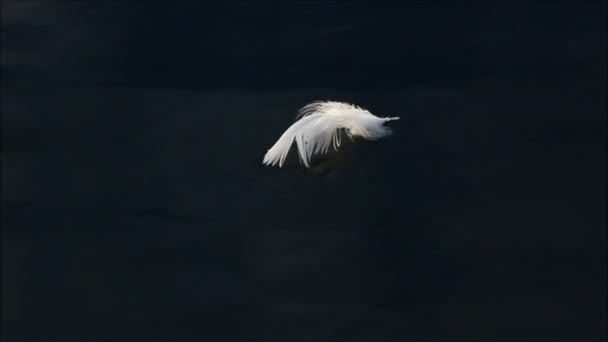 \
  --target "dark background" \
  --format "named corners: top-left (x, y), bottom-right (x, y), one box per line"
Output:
top-left (1, 1), bottom-right (606, 341)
